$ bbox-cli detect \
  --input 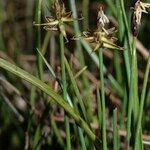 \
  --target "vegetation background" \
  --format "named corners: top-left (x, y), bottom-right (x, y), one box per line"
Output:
top-left (0, 0), bottom-right (150, 149)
